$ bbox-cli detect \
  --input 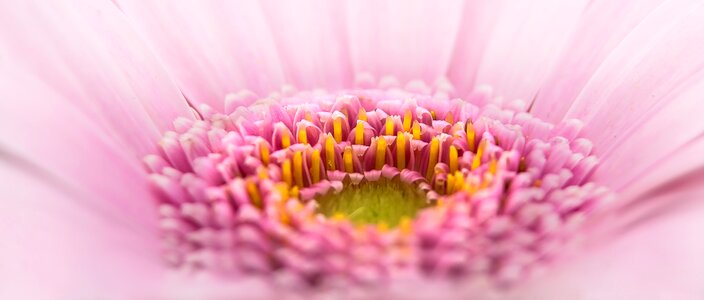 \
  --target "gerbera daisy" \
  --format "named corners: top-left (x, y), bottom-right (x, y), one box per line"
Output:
top-left (1, 1), bottom-right (703, 299)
